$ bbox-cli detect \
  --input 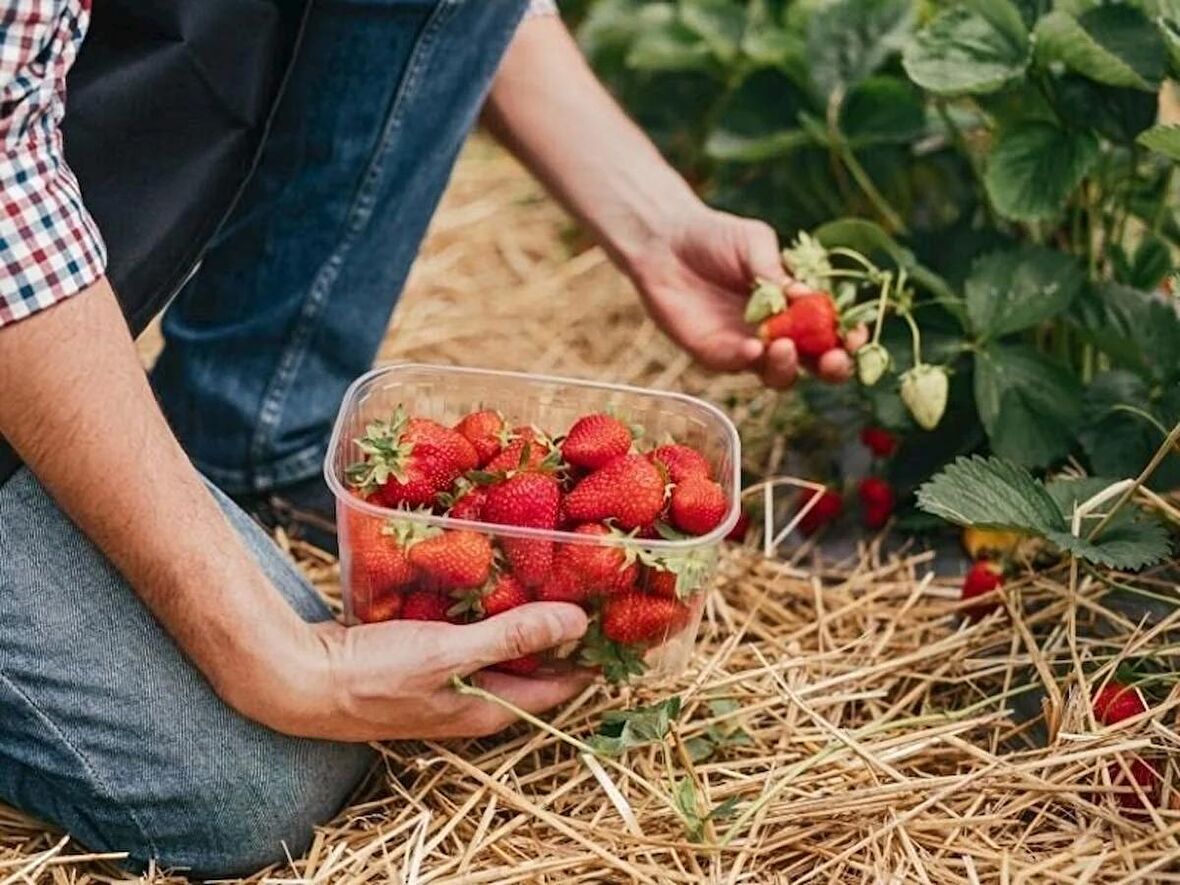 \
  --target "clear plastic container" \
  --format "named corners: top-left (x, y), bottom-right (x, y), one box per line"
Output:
top-left (324, 363), bottom-right (741, 680)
